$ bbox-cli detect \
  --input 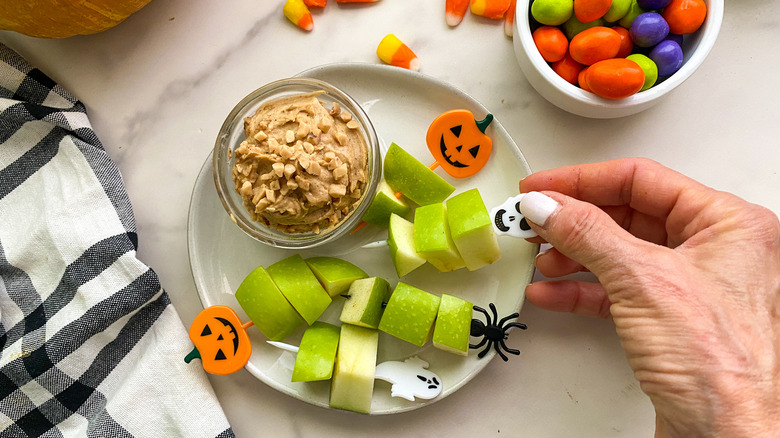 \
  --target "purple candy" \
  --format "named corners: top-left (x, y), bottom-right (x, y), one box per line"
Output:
top-left (637, 0), bottom-right (673, 9)
top-left (649, 40), bottom-right (684, 76)
top-left (665, 33), bottom-right (684, 46)
top-left (630, 12), bottom-right (670, 48)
